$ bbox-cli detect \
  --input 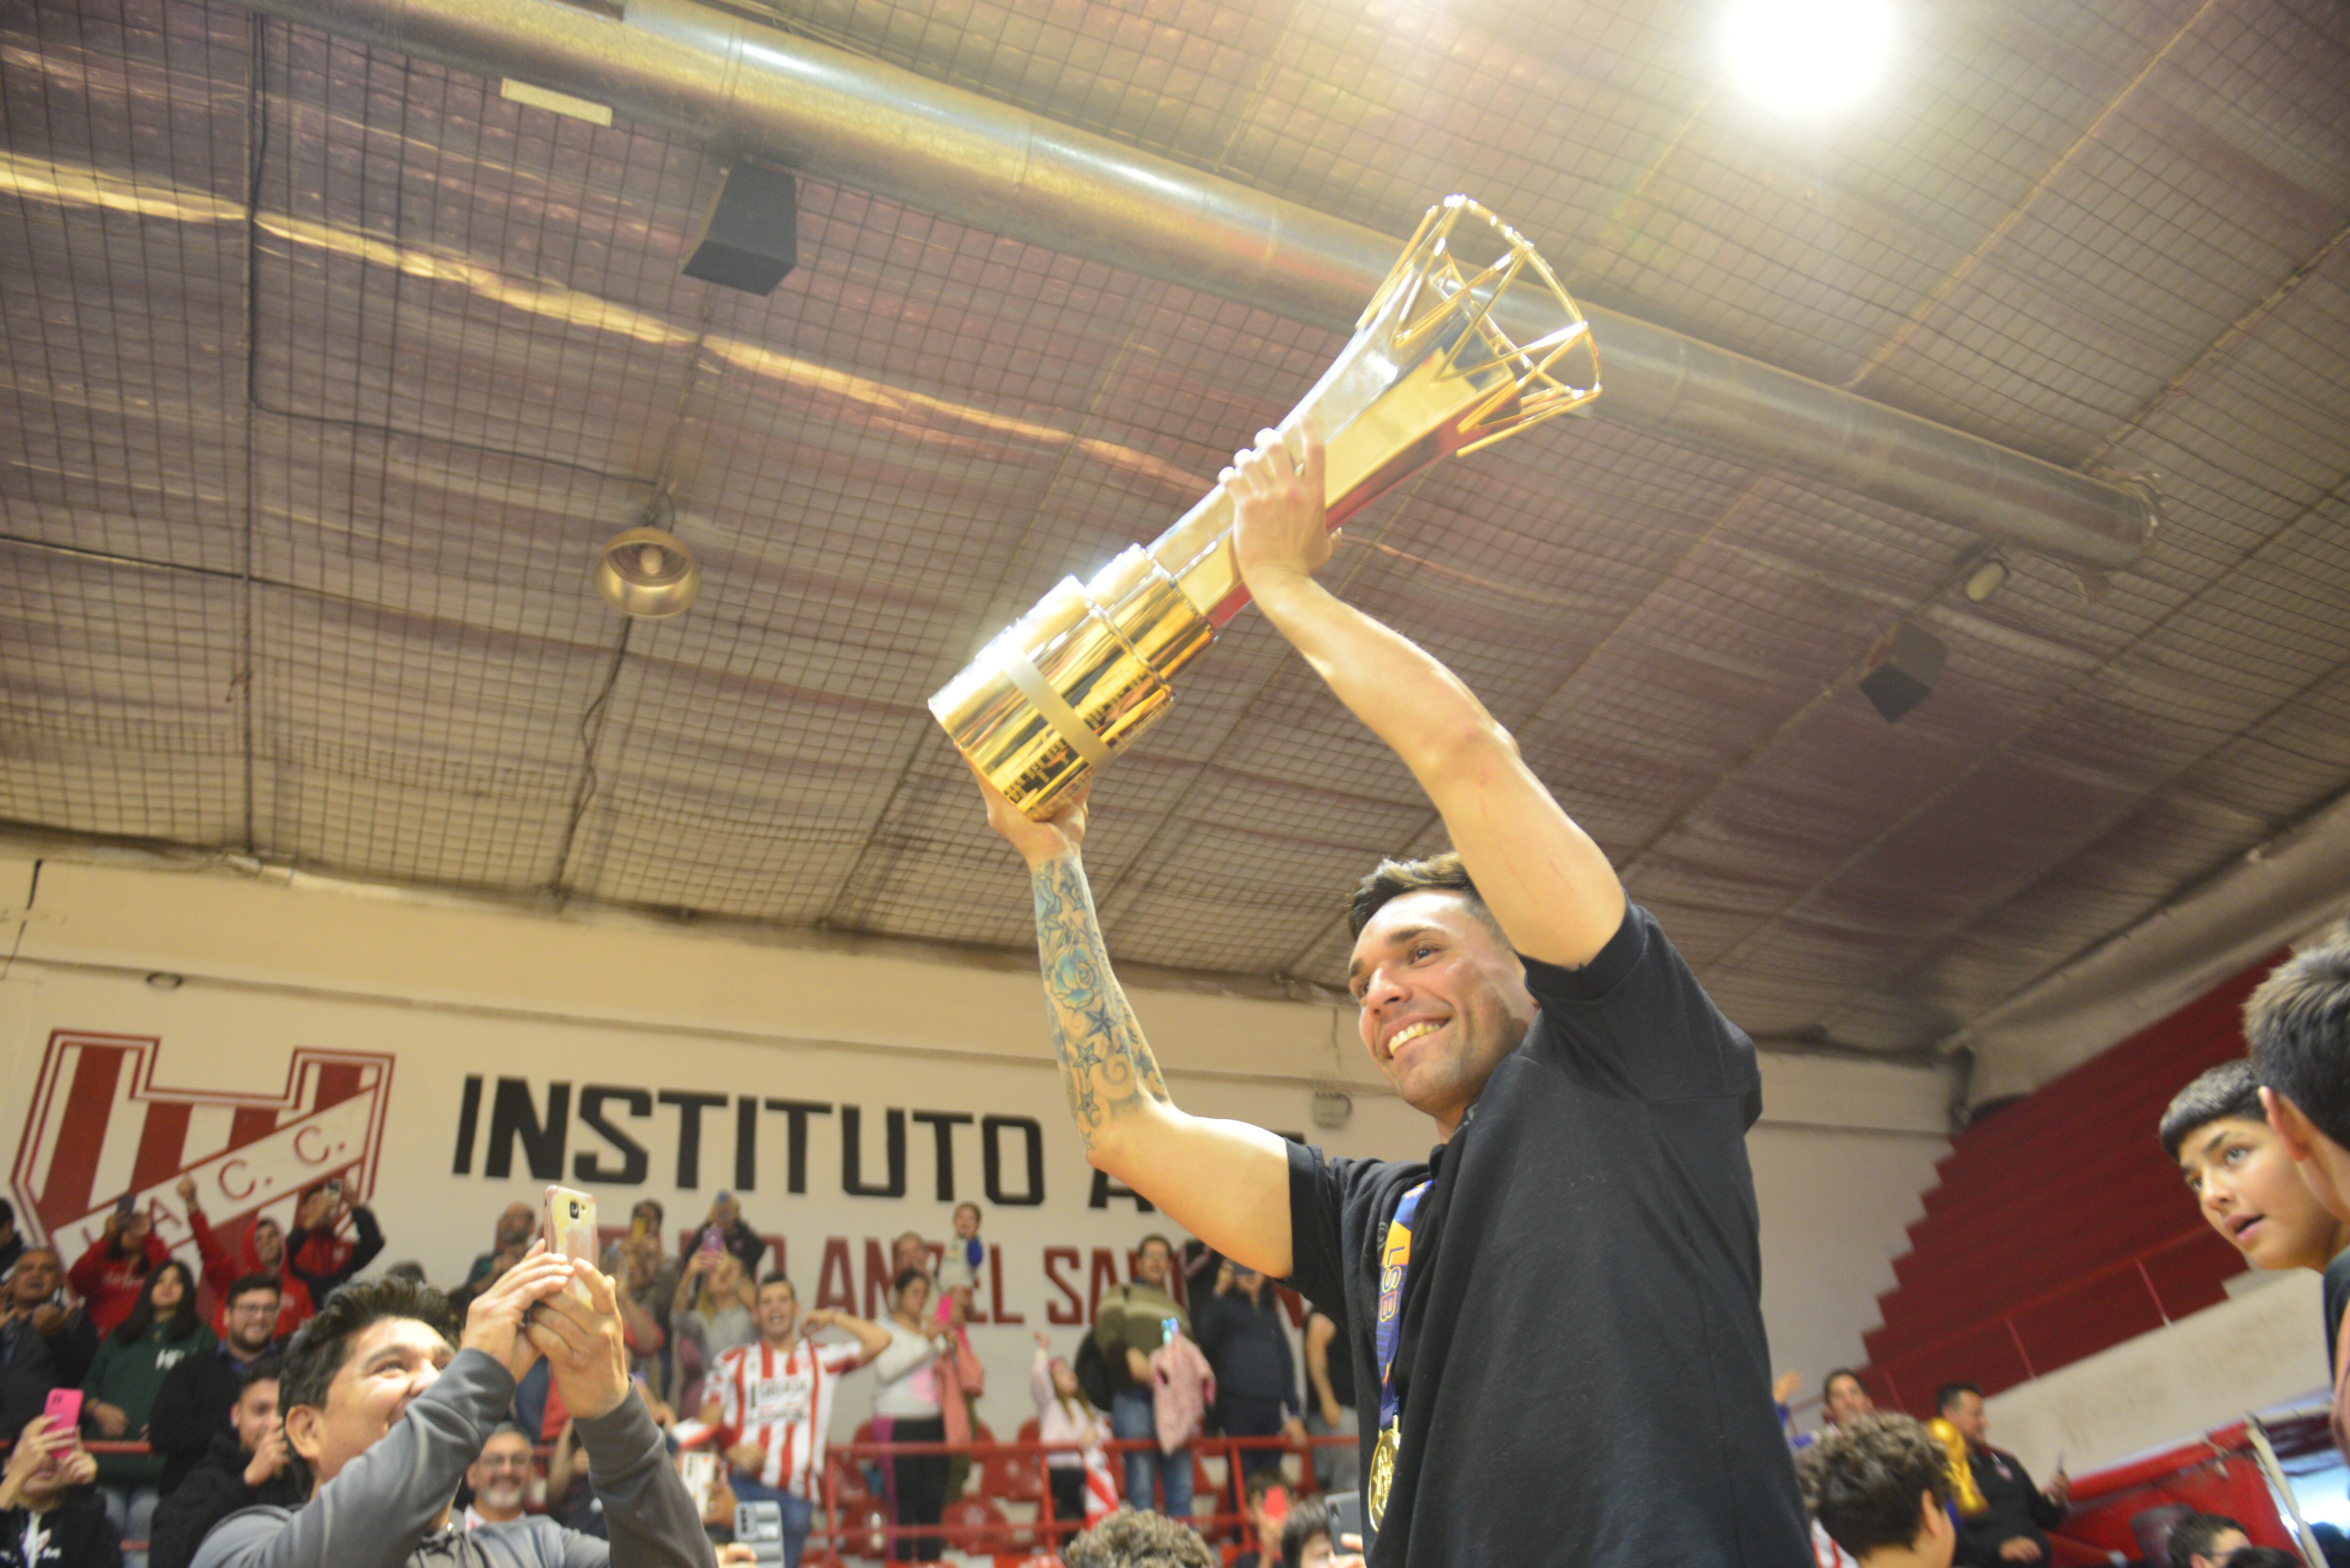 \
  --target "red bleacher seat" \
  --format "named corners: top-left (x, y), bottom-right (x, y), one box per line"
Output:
top-left (943, 1497), bottom-right (1010, 1553)
top-left (983, 1419), bottom-right (1044, 1502)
